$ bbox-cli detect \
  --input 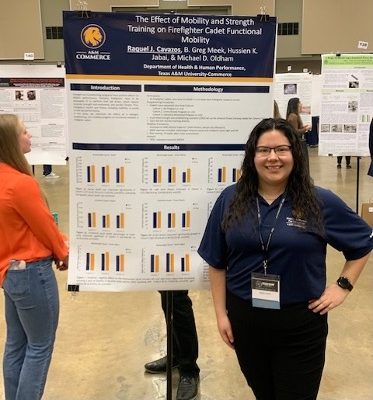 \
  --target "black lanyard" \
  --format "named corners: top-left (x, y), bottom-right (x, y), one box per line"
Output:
top-left (256, 193), bottom-right (286, 274)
